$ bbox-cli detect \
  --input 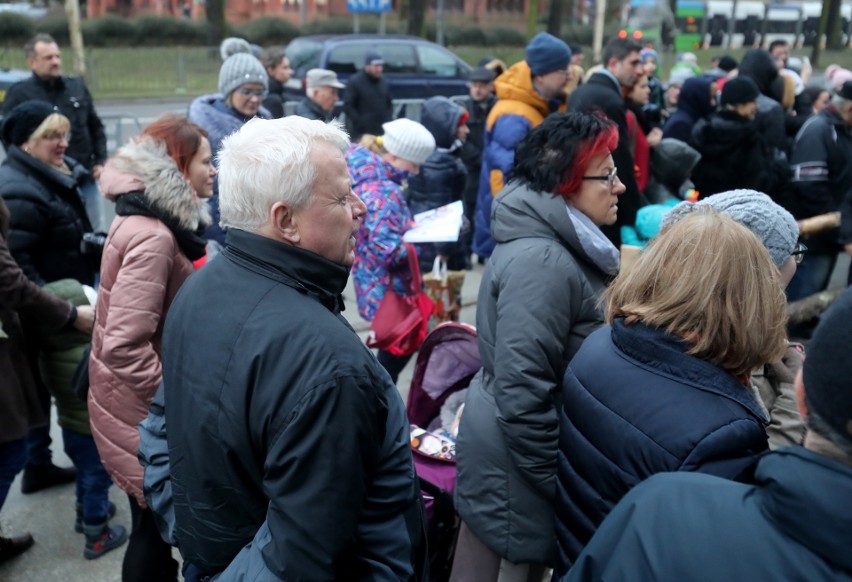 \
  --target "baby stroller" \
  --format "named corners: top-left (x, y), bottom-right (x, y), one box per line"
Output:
top-left (406, 322), bottom-right (480, 582)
